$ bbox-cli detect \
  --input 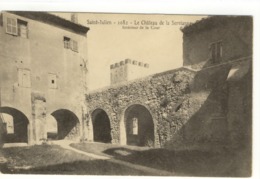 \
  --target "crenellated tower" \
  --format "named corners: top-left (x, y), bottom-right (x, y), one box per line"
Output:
top-left (110, 59), bottom-right (150, 85)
